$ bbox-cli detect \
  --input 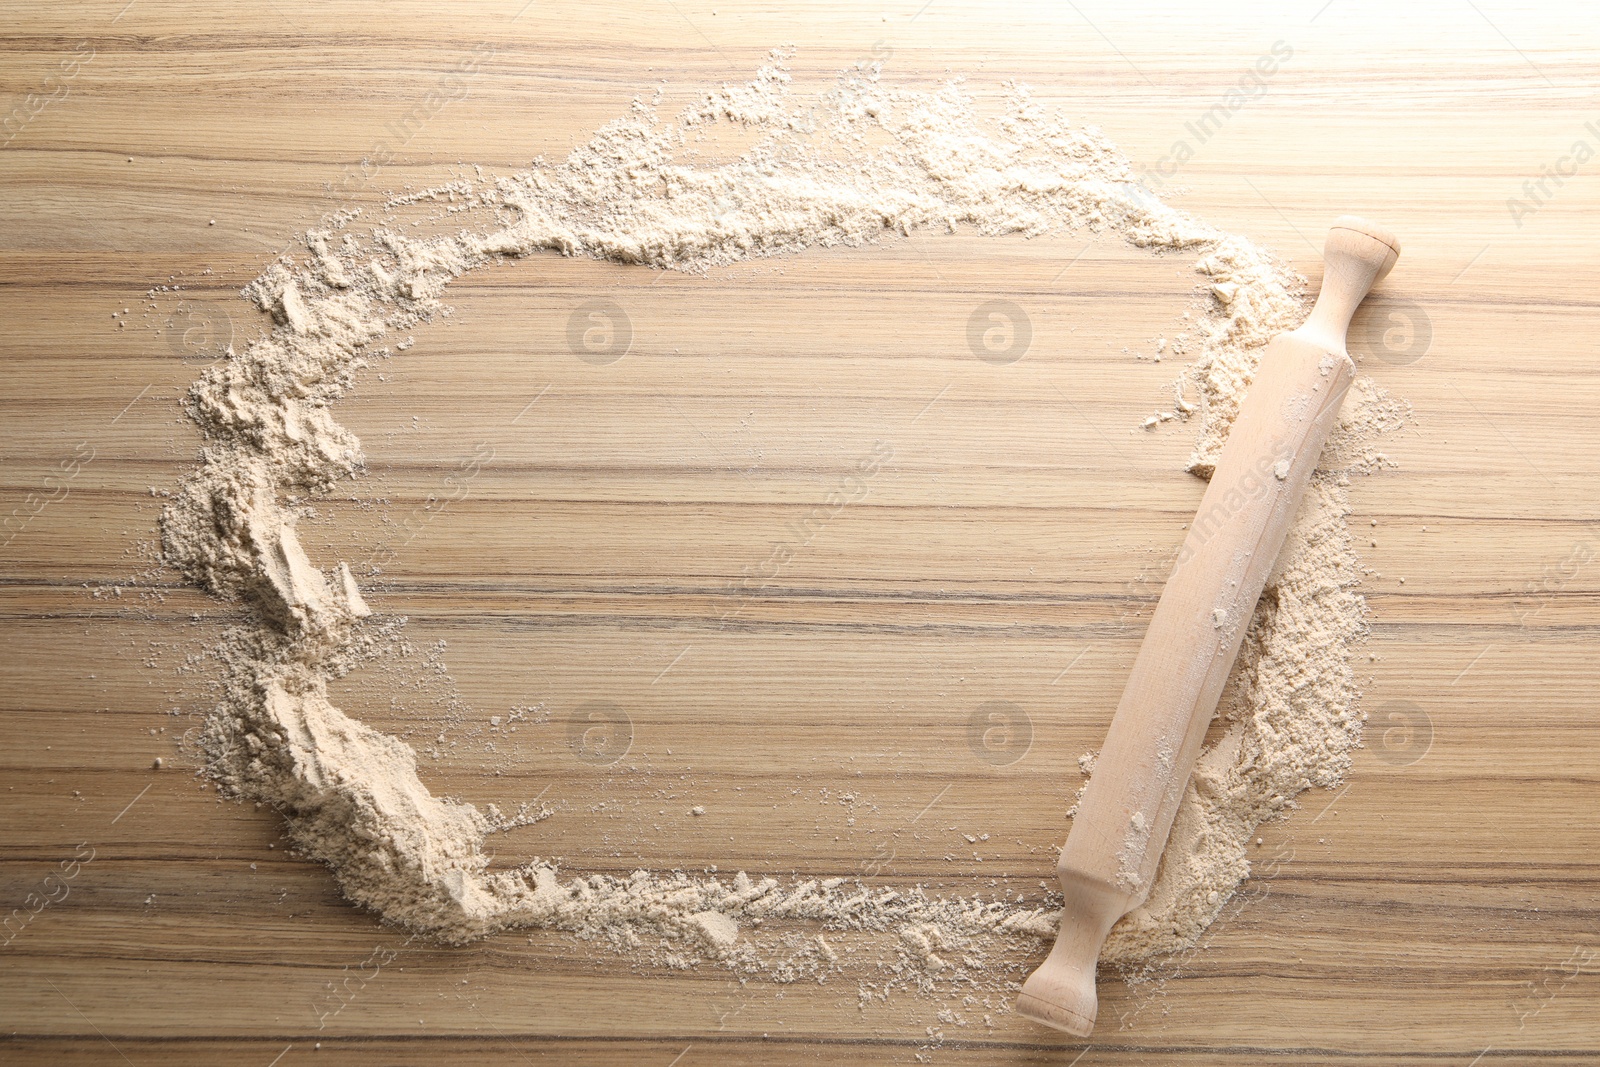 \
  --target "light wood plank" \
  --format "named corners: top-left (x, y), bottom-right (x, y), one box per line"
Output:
top-left (3, 1), bottom-right (1598, 1062)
